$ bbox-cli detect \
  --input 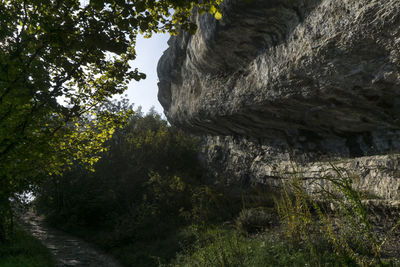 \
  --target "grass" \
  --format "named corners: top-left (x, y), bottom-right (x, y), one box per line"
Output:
top-left (38, 167), bottom-right (400, 267)
top-left (172, 167), bottom-right (400, 267)
top-left (0, 225), bottom-right (55, 267)
top-left (172, 225), bottom-right (349, 267)
top-left (273, 166), bottom-right (400, 266)
top-left (43, 178), bottom-right (400, 267)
